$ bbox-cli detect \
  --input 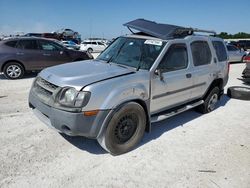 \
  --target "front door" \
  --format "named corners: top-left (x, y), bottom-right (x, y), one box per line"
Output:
top-left (37, 39), bottom-right (71, 68)
top-left (150, 43), bottom-right (193, 114)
